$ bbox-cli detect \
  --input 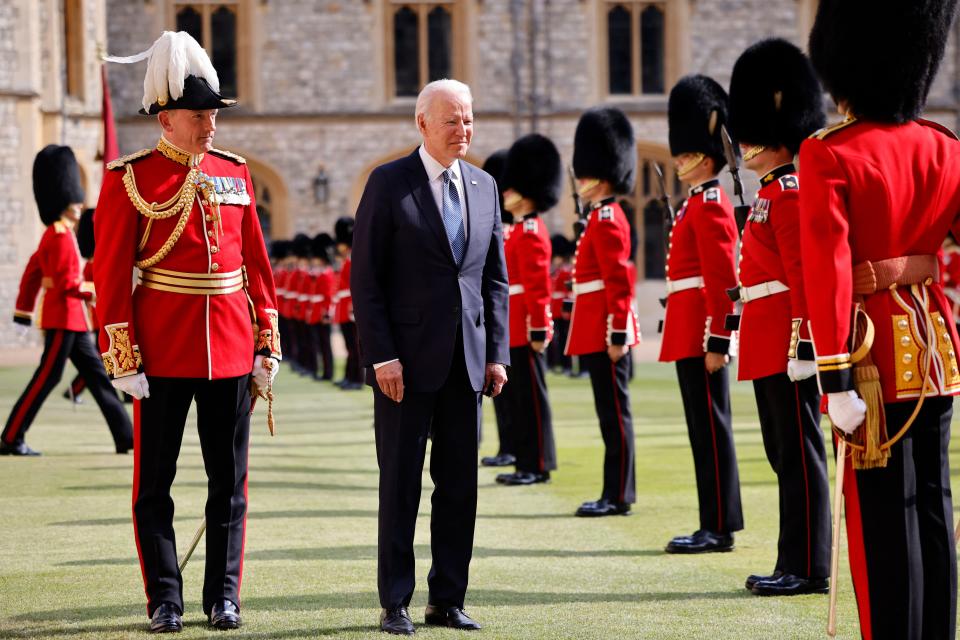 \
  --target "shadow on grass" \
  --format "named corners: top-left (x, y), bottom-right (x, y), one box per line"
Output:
top-left (81, 464), bottom-right (379, 475)
top-left (63, 480), bottom-right (377, 492)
